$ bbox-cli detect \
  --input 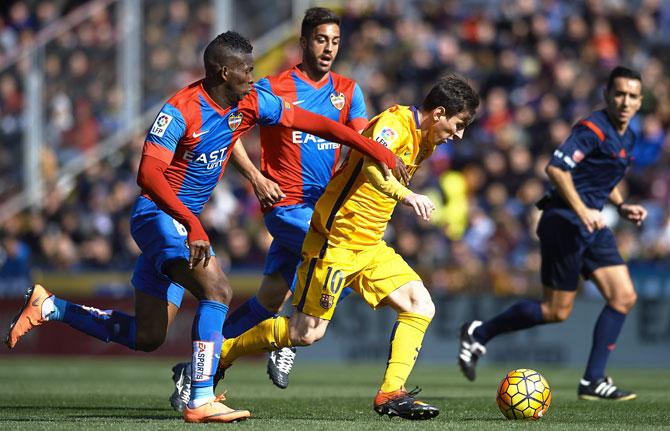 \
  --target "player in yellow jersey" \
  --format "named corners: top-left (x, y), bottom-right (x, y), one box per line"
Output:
top-left (214, 75), bottom-right (479, 420)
